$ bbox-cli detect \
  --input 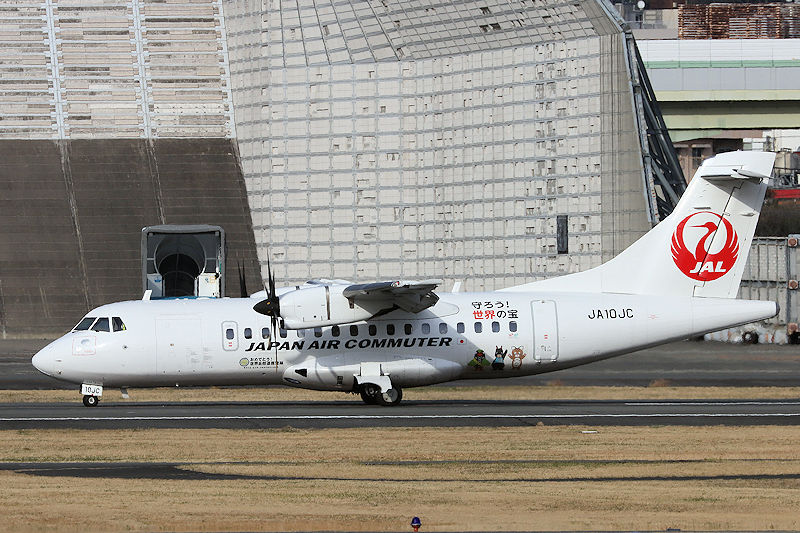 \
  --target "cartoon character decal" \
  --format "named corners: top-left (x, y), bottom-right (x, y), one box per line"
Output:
top-left (508, 346), bottom-right (526, 369)
top-left (468, 349), bottom-right (490, 371)
top-left (492, 346), bottom-right (507, 370)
